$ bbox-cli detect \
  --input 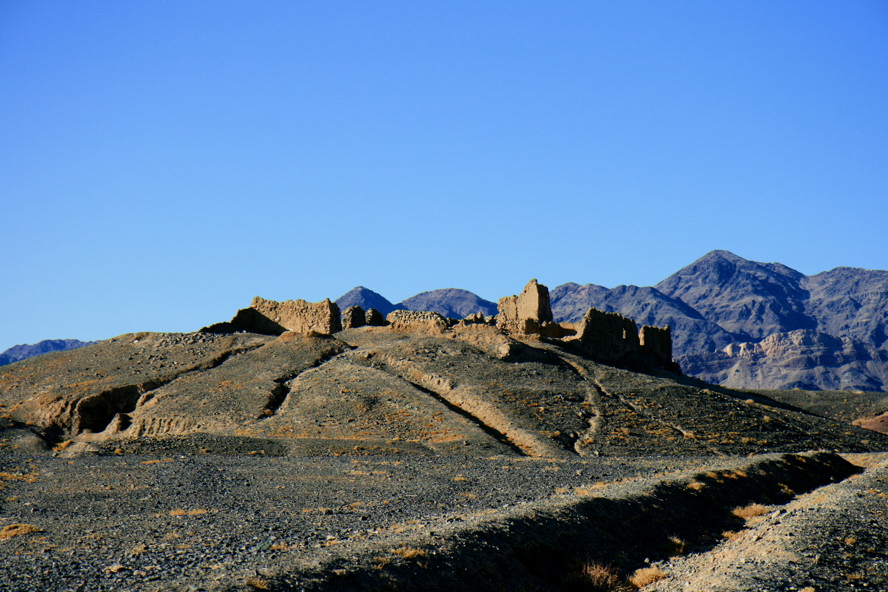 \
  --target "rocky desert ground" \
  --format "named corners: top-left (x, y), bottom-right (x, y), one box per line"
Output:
top-left (1, 284), bottom-right (886, 591)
